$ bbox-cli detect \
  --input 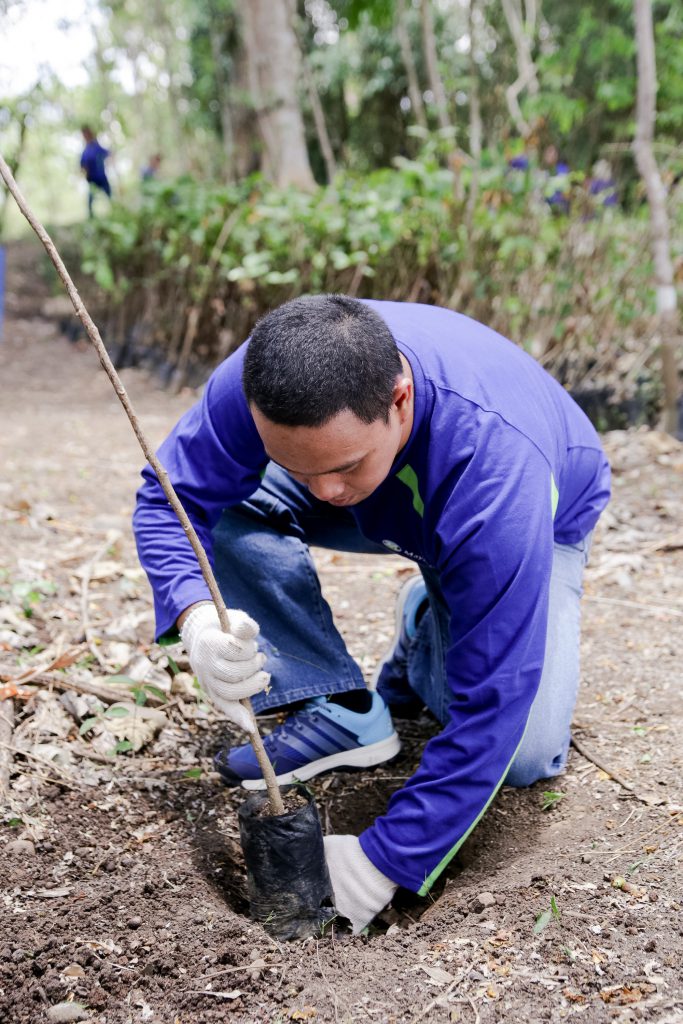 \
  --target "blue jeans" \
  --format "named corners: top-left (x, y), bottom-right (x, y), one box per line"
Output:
top-left (212, 464), bottom-right (592, 787)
